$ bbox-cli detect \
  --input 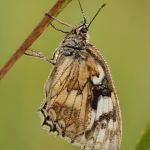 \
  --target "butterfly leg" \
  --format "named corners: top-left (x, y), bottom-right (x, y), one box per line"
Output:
top-left (49, 23), bottom-right (69, 34)
top-left (45, 13), bottom-right (71, 34)
top-left (24, 49), bottom-right (56, 65)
